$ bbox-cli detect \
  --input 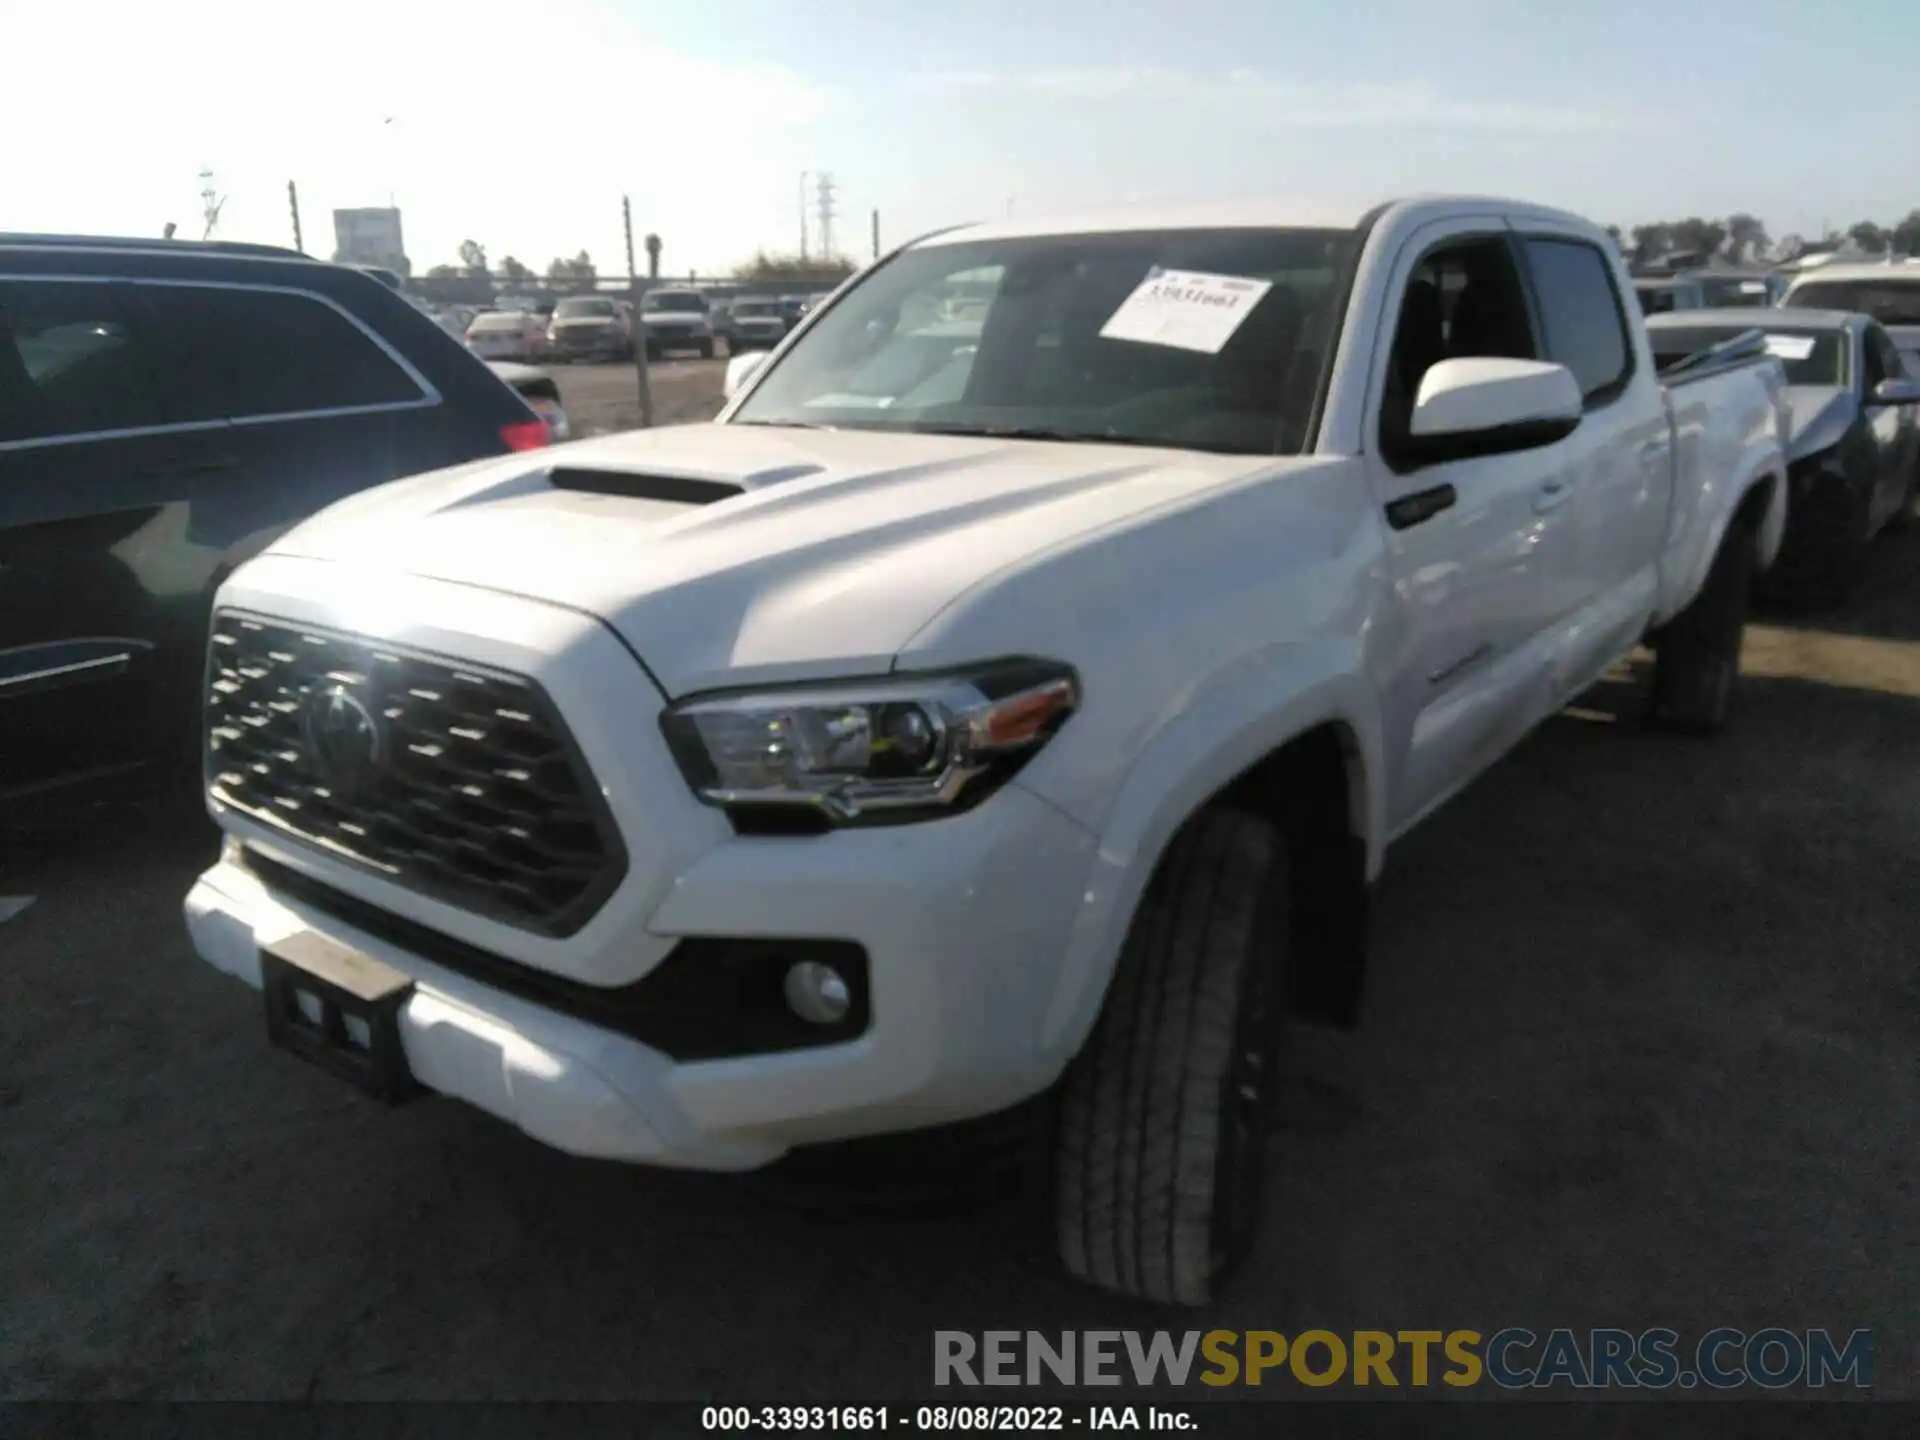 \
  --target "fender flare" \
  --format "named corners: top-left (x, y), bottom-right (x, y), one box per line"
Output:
top-left (1662, 454), bottom-right (1786, 625)
top-left (1030, 641), bottom-right (1387, 1067)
